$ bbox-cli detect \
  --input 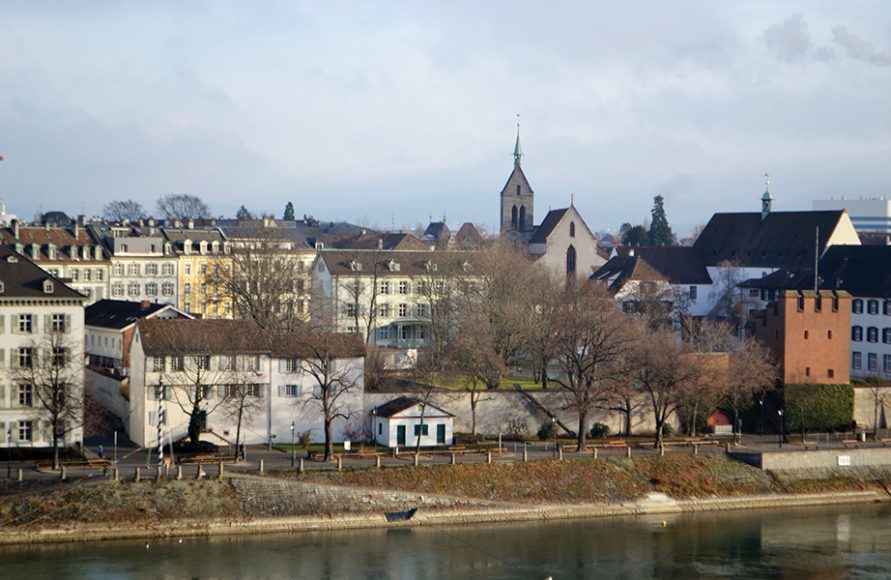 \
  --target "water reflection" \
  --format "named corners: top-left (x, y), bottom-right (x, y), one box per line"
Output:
top-left (2, 503), bottom-right (891, 579)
